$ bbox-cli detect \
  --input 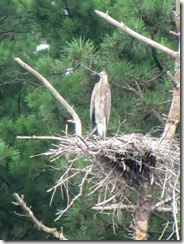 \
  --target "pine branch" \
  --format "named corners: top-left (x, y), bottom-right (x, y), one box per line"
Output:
top-left (94, 10), bottom-right (179, 60)
top-left (12, 193), bottom-right (68, 240)
top-left (79, 63), bottom-right (99, 76)
top-left (14, 58), bottom-right (82, 136)
top-left (114, 83), bottom-right (164, 126)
